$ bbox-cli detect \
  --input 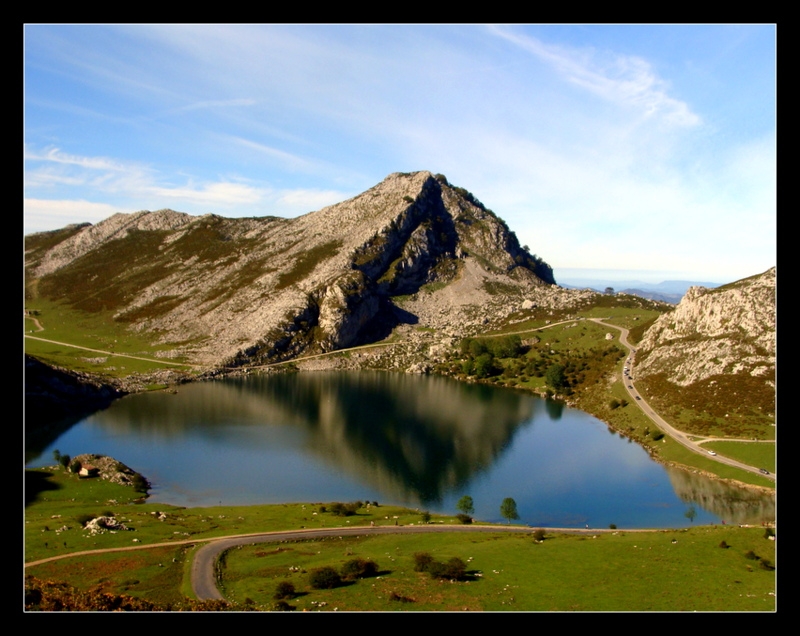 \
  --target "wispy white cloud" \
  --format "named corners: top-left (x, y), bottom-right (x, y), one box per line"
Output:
top-left (24, 146), bottom-right (129, 172)
top-left (148, 181), bottom-right (263, 206)
top-left (228, 137), bottom-right (316, 171)
top-left (24, 198), bottom-right (125, 234)
top-left (488, 25), bottom-right (700, 127)
top-left (166, 98), bottom-right (257, 114)
top-left (25, 145), bottom-right (267, 214)
top-left (276, 189), bottom-right (348, 212)
top-left (23, 25), bottom-right (774, 282)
